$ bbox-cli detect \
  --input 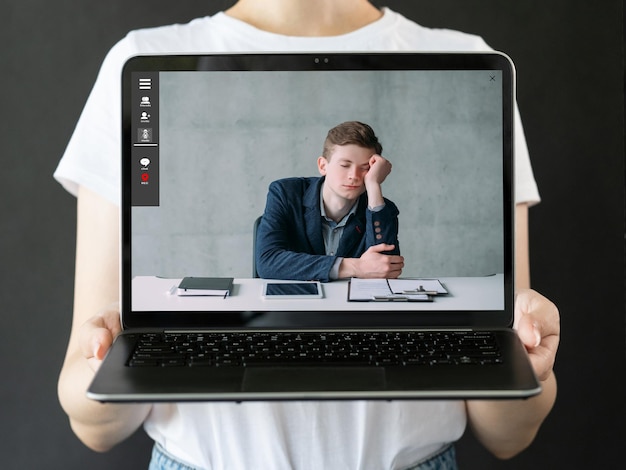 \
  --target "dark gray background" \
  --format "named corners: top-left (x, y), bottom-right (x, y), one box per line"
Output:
top-left (2, 1), bottom-right (623, 468)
